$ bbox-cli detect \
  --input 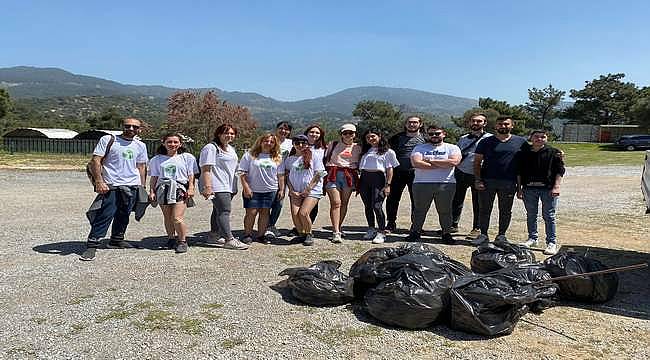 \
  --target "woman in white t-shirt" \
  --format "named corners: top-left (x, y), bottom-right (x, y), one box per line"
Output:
top-left (358, 128), bottom-right (400, 244)
top-left (148, 133), bottom-right (198, 254)
top-left (278, 134), bottom-right (326, 246)
top-left (238, 133), bottom-right (285, 244)
top-left (199, 124), bottom-right (248, 250)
